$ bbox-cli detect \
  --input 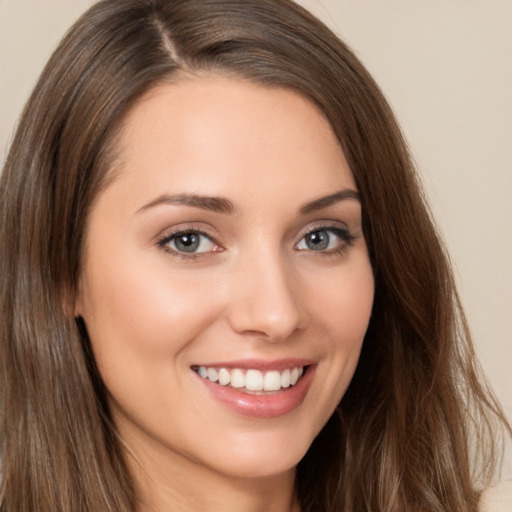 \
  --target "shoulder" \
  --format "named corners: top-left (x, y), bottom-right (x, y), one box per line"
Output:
top-left (478, 480), bottom-right (512, 512)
